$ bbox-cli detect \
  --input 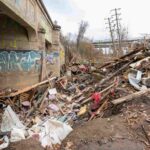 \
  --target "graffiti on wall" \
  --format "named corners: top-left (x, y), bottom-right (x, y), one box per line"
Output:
top-left (46, 51), bottom-right (59, 65)
top-left (0, 50), bottom-right (41, 72)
